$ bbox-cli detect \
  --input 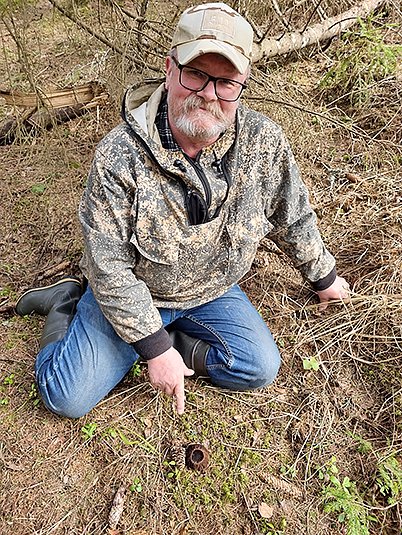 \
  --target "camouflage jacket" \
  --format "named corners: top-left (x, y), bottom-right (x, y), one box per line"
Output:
top-left (79, 82), bottom-right (335, 358)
